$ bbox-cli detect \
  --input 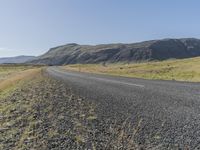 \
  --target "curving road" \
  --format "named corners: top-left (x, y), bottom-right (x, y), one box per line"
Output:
top-left (46, 66), bottom-right (200, 149)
